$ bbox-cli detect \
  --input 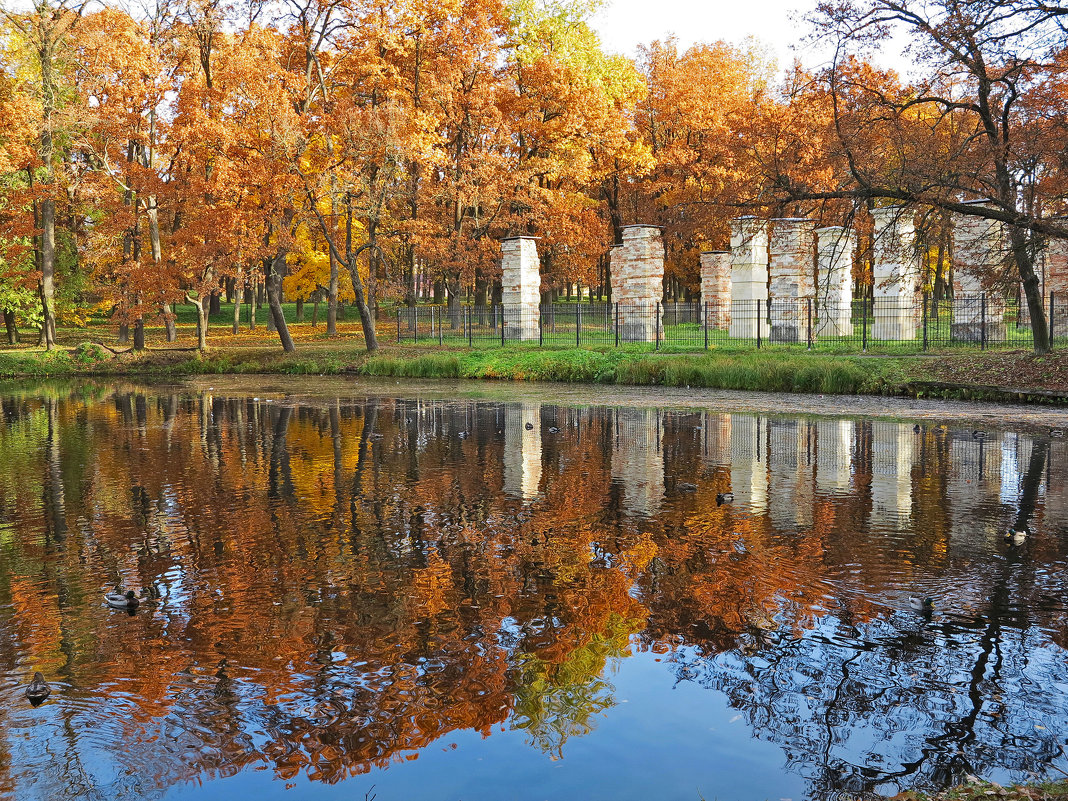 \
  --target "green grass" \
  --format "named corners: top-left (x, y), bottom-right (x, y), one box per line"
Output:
top-left (361, 347), bottom-right (902, 395)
